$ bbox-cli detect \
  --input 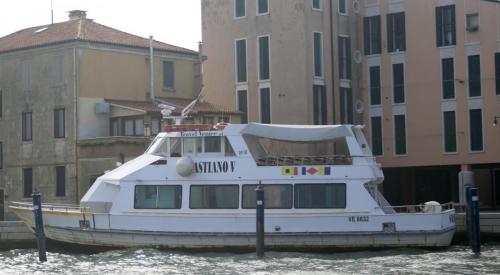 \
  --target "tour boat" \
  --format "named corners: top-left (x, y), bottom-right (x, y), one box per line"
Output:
top-left (9, 123), bottom-right (456, 250)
